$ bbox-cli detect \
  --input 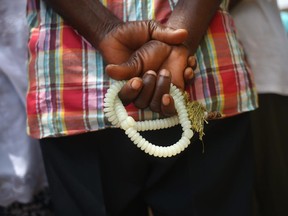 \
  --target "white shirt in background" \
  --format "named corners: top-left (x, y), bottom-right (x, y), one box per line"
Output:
top-left (231, 0), bottom-right (288, 95)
